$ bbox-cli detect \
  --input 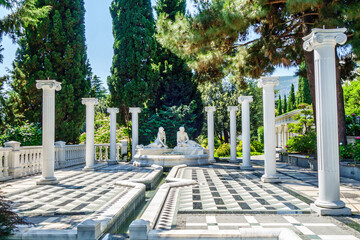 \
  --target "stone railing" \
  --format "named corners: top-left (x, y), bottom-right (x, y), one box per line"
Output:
top-left (95, 140), bottom-right (128, 162)
top-left (0, 140), bottom-right (128, 181)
